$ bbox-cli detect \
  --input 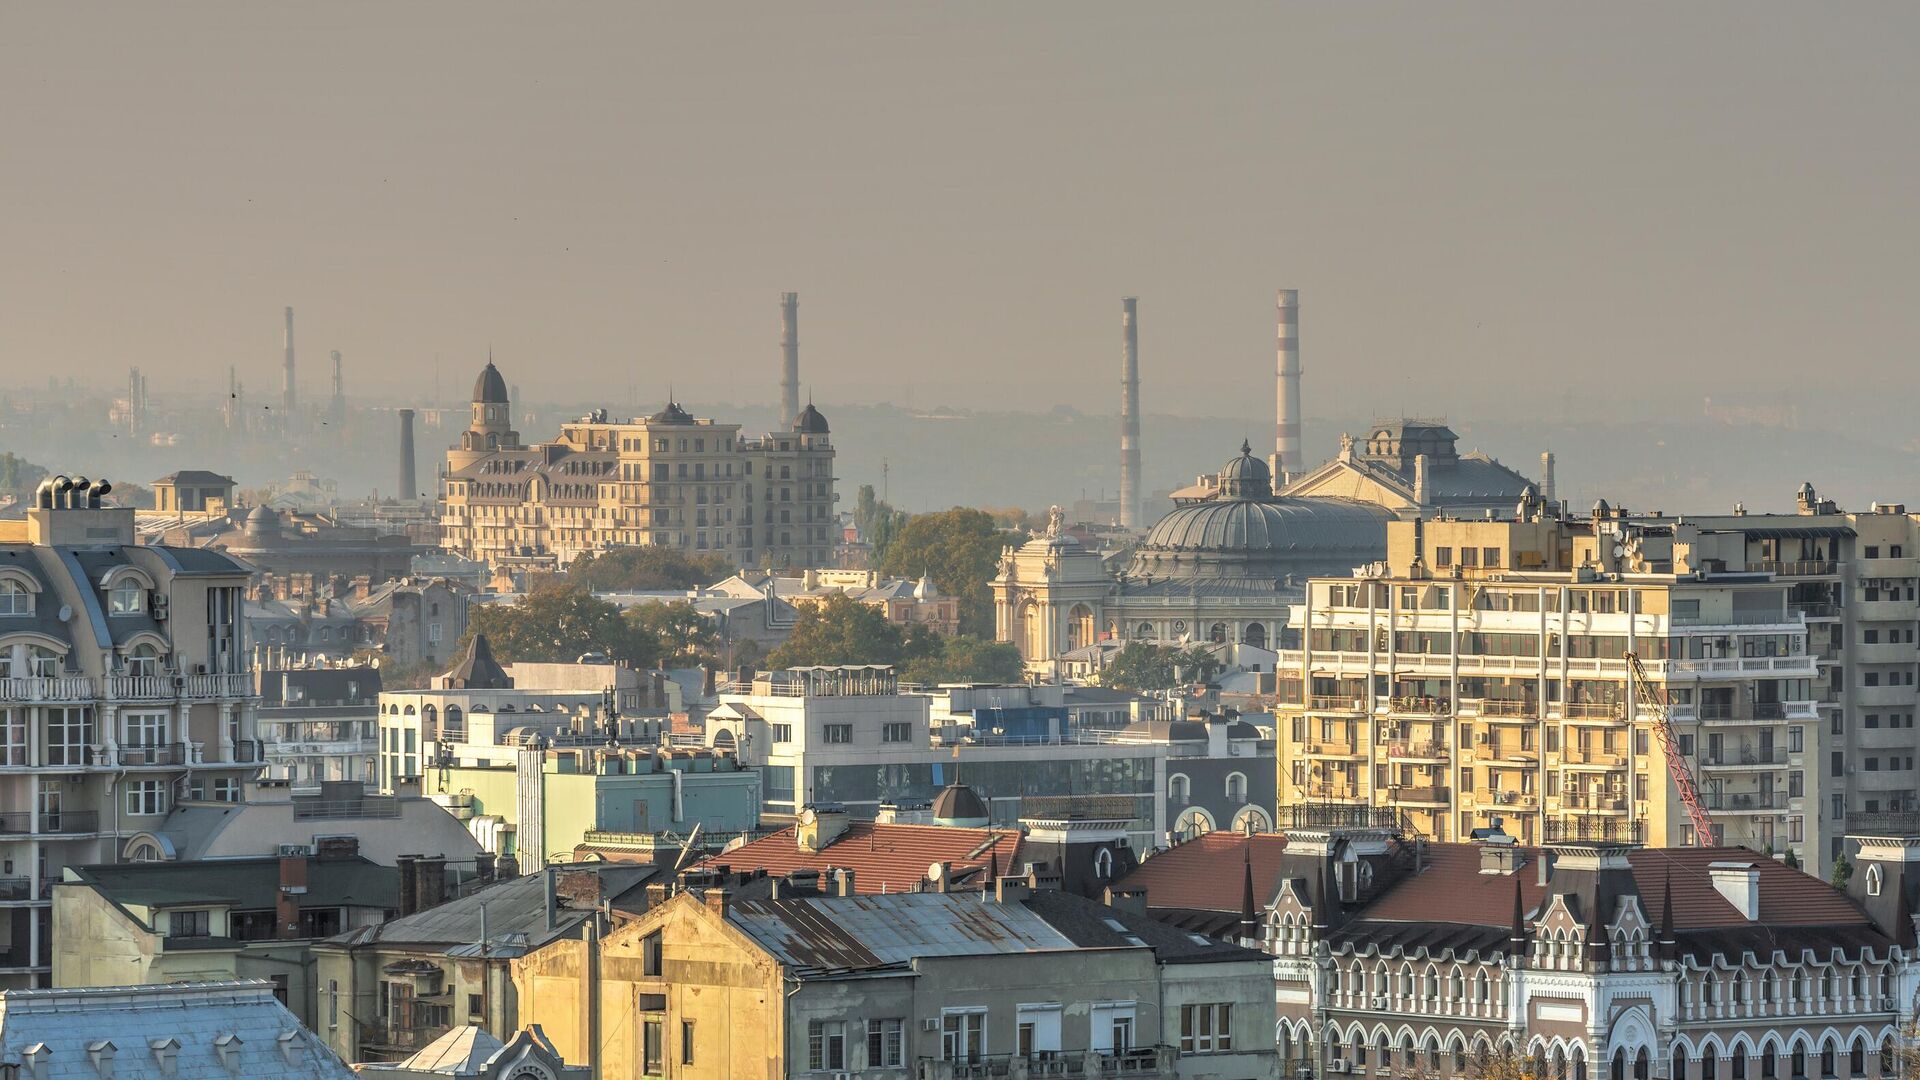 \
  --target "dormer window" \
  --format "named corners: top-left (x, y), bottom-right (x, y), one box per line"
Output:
top-left (1866, 864), bottom-right (1883, 896)
top-left (0, 580), bottom-right (32, 616)
top-left (127, 644), bottom-right (160, 678)
top-left (109, 579), bottom-right (144, 615)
